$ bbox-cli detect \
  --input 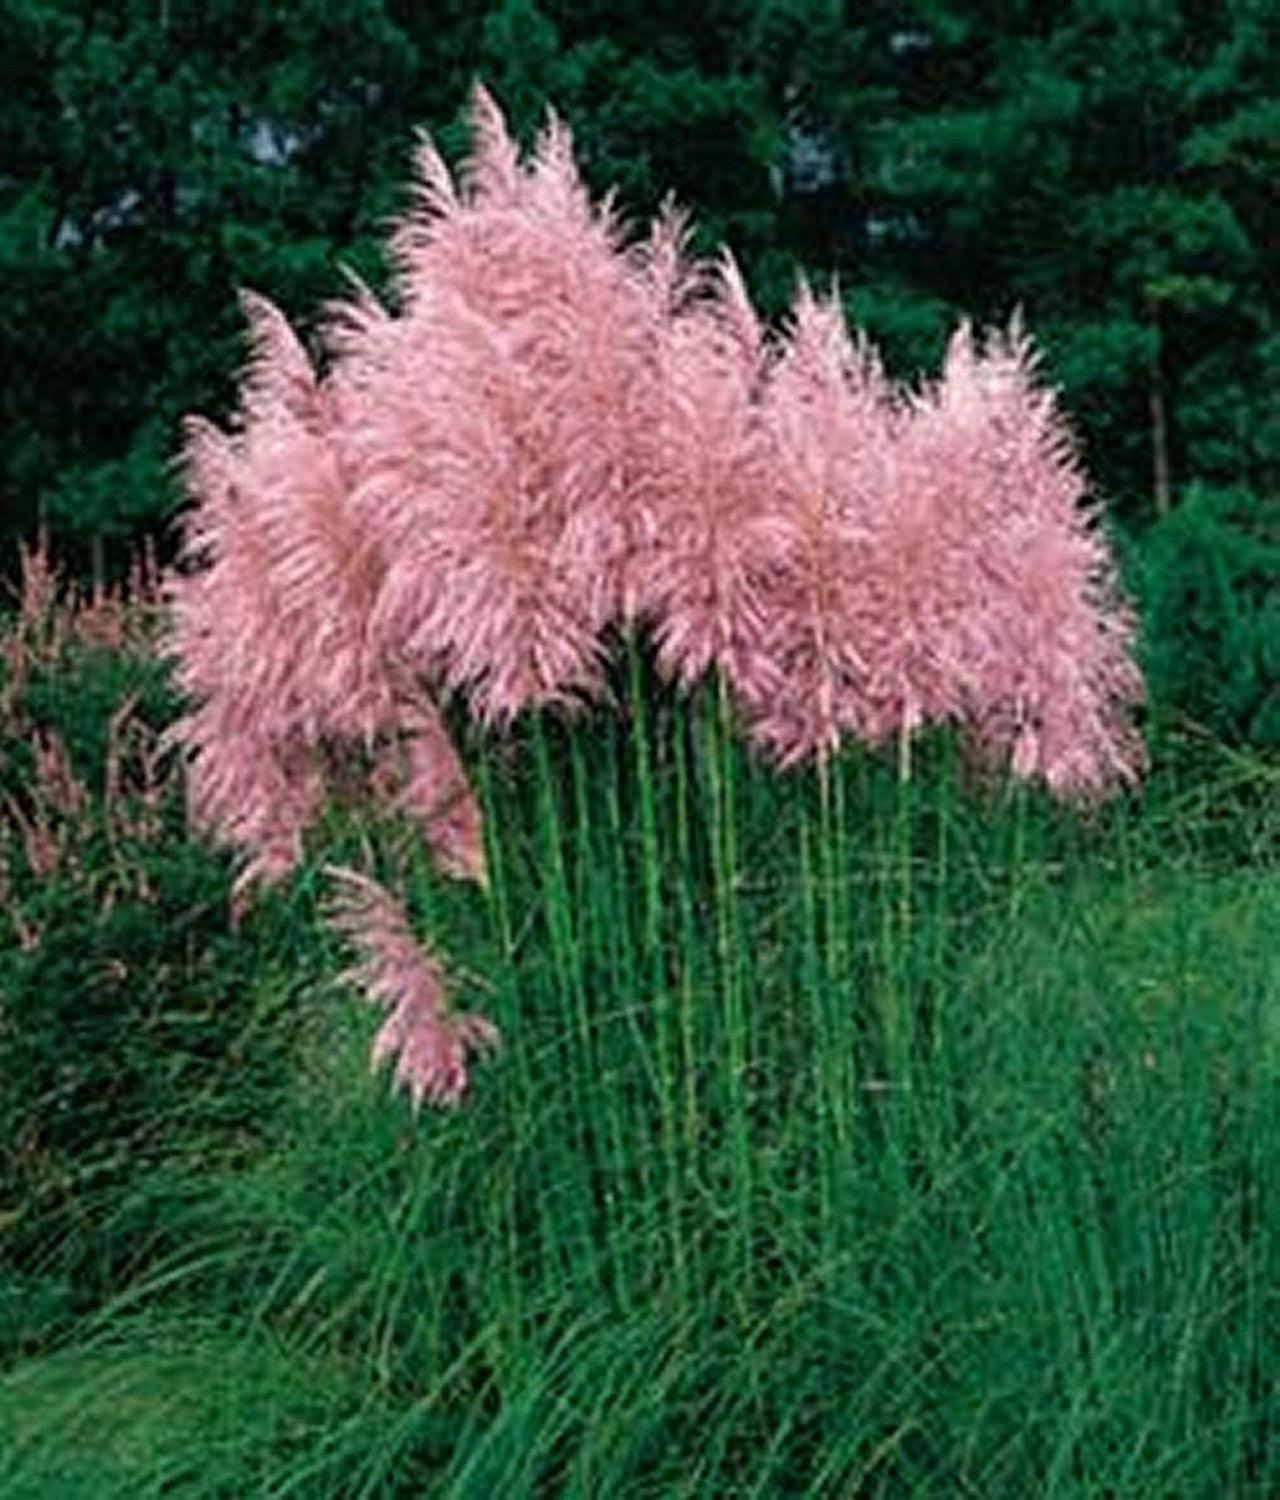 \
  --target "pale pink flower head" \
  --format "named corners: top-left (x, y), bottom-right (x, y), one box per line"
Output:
top-left (724, 296), bottom-right (1143, 790)
top-left (164, 289), bottom-right (486, 901)
top-left (164, 291), bottom-right (386, 747)
top-left (161, 297), bottom-right (354, 897)
top-left (624, 235), bottom-right (784, 700)
top-left (728, 278), bottom-right (907, 766)
top-left (325, 865), bottom-right (499, 1111)
top-left (340, 84), bottom-right (655, 727)
top-left (921, 317), bottom-right (1145, 797)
